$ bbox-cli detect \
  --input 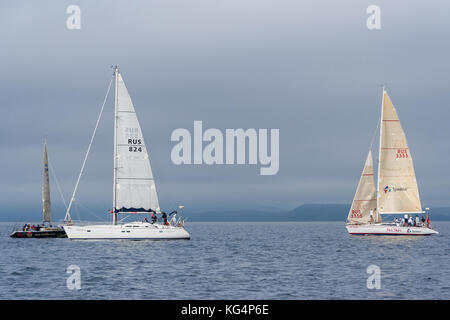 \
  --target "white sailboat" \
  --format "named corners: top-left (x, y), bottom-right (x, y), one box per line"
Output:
top-left (346, 88), bottom-right (438, 236)
top-left (63, 67), bottom-right (190, 240)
